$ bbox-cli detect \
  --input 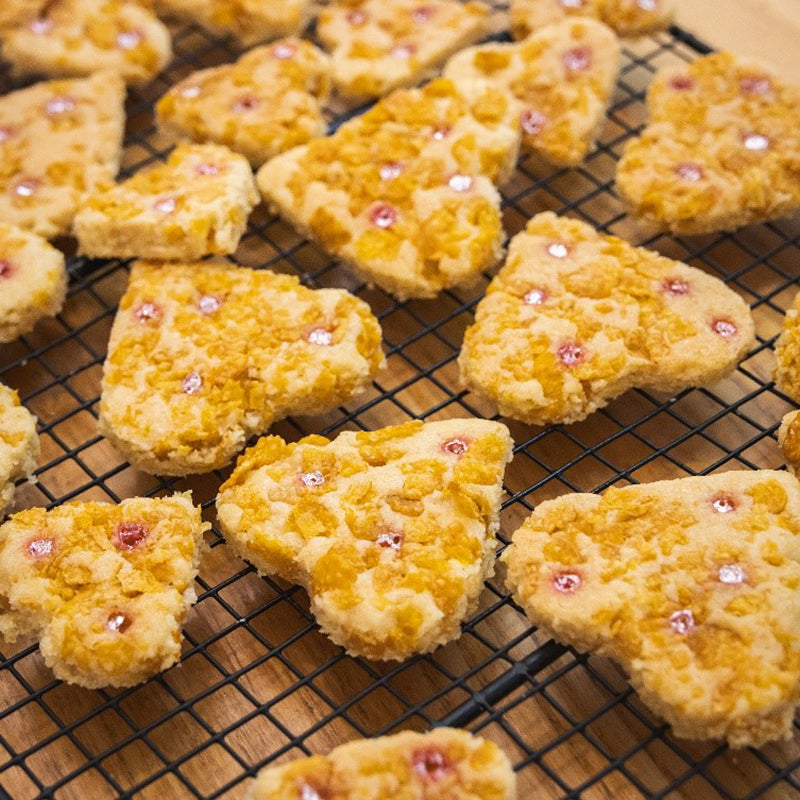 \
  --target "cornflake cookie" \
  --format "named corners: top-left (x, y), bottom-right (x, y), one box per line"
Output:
top-left (156, 40), bottom-right (331, 167)
top-left (0, 493), bottom-right (208, 688)
top-left (74, 143), bottom-right (258, 260)
top-left (0, 71), bottom-right (125, 239)
top-left (257, 78), bottom-right (521, 300)
top-left (217, 419), bottom-right (513, 661)
top-left (316, 0), bottom-right (489, 101)
top-left (154, 0), bottom-right (310, 47)
top-left (100, 260), bottom-right (384, 476)
top-left (247, 728), bottom-right (516, 800)
top-left (504, 471), bottom-right (800, 747)
top-left (1, 0), bottom-right (172, 86)
top-left (0, 0), bottom-right (48, 30)
top-left (510, 0), bottom-right (675, 40)
top-left (459, 212), bottom-right (754, 426)
top-left (0, 384), bottom-right (39, 518)
top-left (443, 18), bottom-right (620, 166)
top-left (617, 52), bottom-right (800, 235)
top-left (773, 290), bottom-right (800, 474)
top-left (0, 223), bottom-right (67, 343)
